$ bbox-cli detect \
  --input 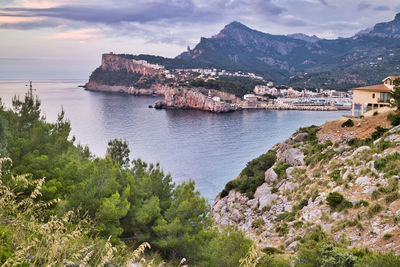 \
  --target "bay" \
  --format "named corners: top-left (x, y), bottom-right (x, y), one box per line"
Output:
top-left (0, 80), bottom-right (349, 201)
